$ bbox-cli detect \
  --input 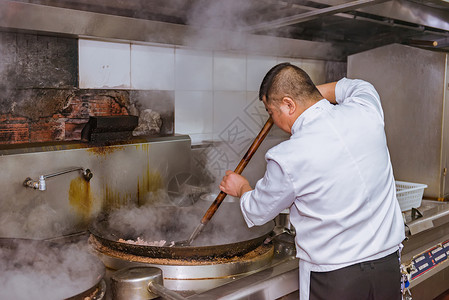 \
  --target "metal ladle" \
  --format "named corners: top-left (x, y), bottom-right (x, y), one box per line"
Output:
top-left (176, 117), bottom-right (274, 246)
